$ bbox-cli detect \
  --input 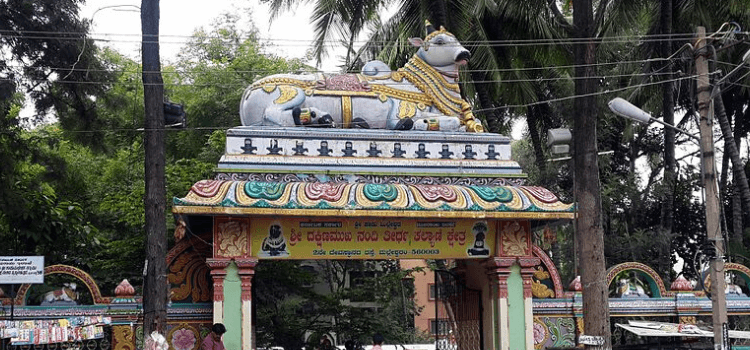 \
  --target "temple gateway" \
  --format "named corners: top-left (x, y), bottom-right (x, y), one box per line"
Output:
top-left (3, 25), bottom-right (750, 350)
